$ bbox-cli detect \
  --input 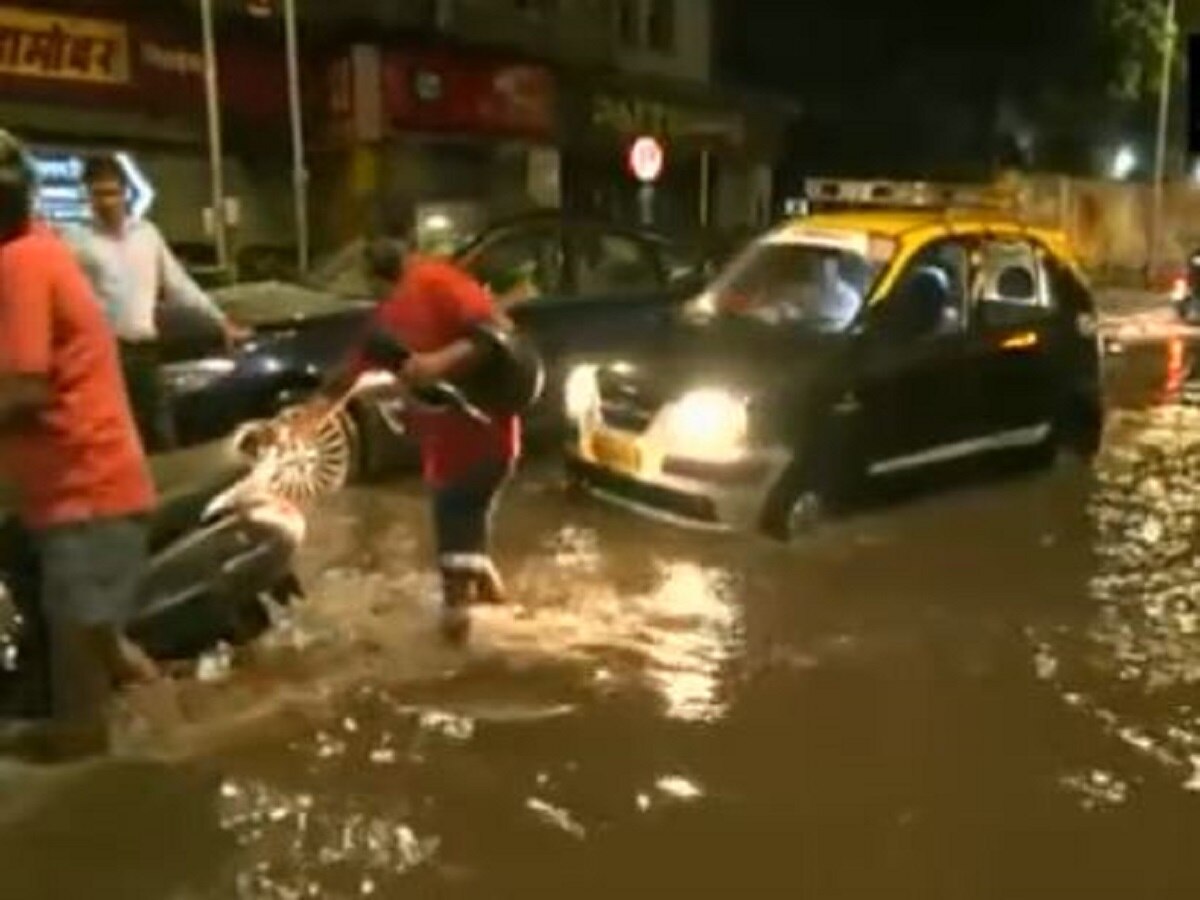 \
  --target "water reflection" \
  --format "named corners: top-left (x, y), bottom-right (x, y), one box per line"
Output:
top-left (479, 536), bottom-right (745, 723)
top-left (217, 774), bottom-right (440, 899)
top-left (1034, 343), bottom-right (1200, 797)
